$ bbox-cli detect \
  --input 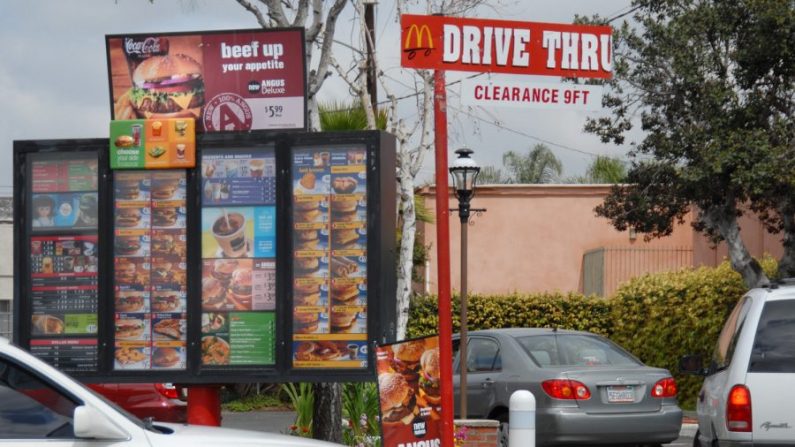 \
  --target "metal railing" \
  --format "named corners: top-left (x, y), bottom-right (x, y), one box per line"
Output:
top-left (583, 246), bottom-right (693, 297)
